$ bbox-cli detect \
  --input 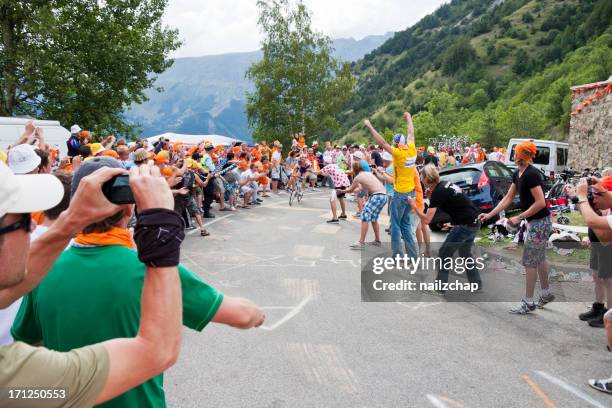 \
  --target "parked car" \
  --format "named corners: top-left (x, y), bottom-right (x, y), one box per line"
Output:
top-left (429, 161), bottom-right (520, 231)
top-left (504, 138), bottom-right (569, 179)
